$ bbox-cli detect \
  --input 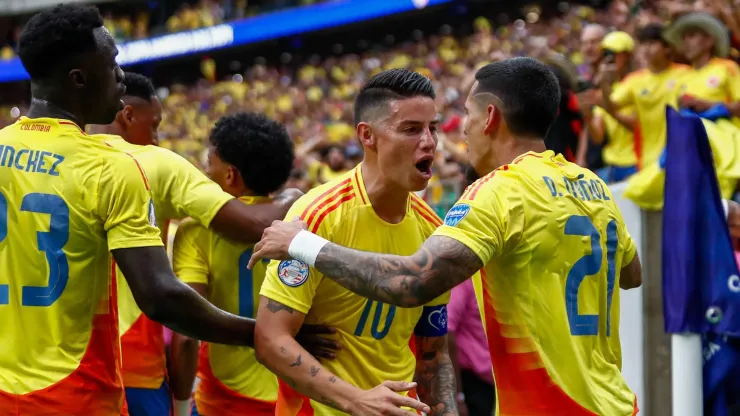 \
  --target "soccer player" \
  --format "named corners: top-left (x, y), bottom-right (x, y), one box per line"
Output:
top-left (87, 73), bottom-right (334, 416)
top-left (169, 112), bottom-right (295, 415)
top-left (254, 69), bottom-right (451, 416)
top-left (251, 58), bottom-right (644, 415)
top-left (0, 5), bottom-right (294, 414)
